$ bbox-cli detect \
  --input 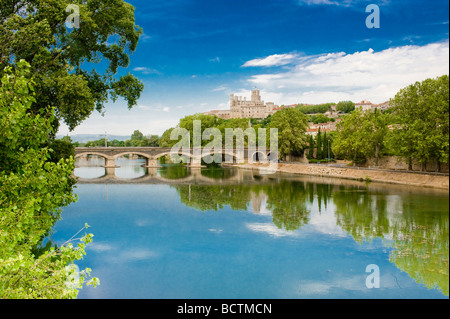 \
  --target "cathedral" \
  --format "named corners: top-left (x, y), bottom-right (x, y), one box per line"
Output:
top-left (204, 88), bottom-right (278, 119)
